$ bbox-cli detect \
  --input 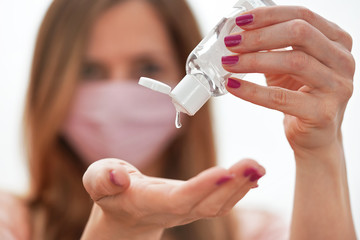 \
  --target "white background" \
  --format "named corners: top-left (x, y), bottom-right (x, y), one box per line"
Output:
top-left (0, 0), bottom-right (359, 236)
